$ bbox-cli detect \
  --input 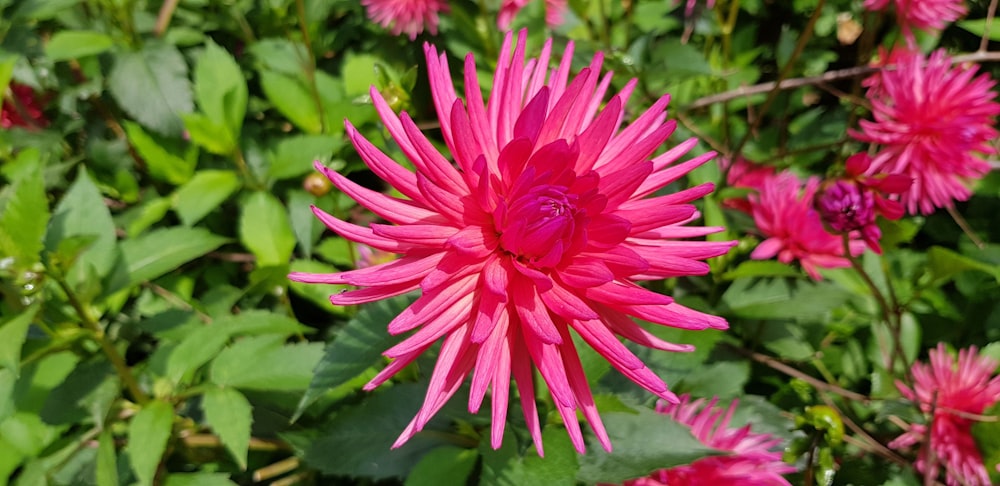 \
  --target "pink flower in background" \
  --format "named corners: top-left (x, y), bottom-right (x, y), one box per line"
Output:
top-left (862, 0), bottom-right (966, 42)
top-left (1, 83), bottom-right (47, 130)
top-left (852, 49), bottom-right (1000, 215)
top-left (718, 157), bottom-right (776, 214)
top-left (361, 0), bottom-right (448, 40)
top-left (498, 0), bottom-right (568, 29)
top-left (815, 153), bottom-right (911, 254)
top-left (289, 30), bottom-right (735, 454)
top-left (748, 171), bottom-right (864, 280)
top-left (890, 344), bottom-right (1000, 486)
top-left (681, 0), bottom-right (717, 18)
top-left (624, 395), bottom-right (794, 486)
